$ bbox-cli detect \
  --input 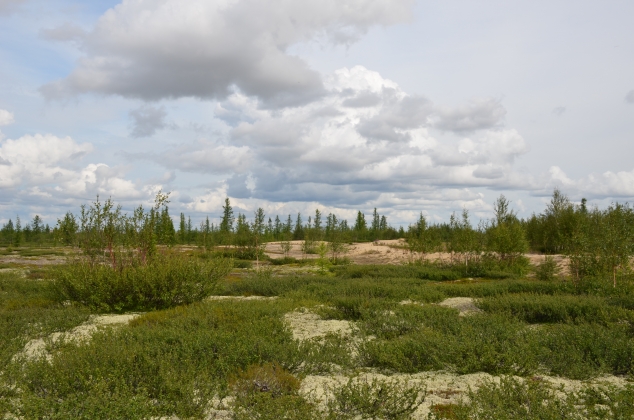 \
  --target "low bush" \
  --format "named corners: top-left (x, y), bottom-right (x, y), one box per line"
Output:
top-left (440, 376), bottom-right (578, 419)
top-left (477, 293), bottom-right (633, 324)
top-left (436, 377), bottom-right (634, 420)
top-left (360, 307), bottom-right (537, 375)
top-left (534, 255), bottom-right (561, 281)
top-left (52, 253), bottom-right (231, 312)
top-left (269, 256), bottom-right (299, 265)
top-left (326, 376), bottom-right (425, 419)
top-left (233, 259), bottom-right (253, 269)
